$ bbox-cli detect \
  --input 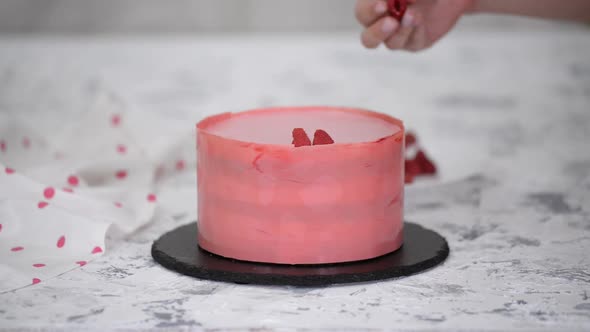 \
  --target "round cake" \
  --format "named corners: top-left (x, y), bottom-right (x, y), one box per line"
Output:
top-left (196, 106), bottom-right (405, 265)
